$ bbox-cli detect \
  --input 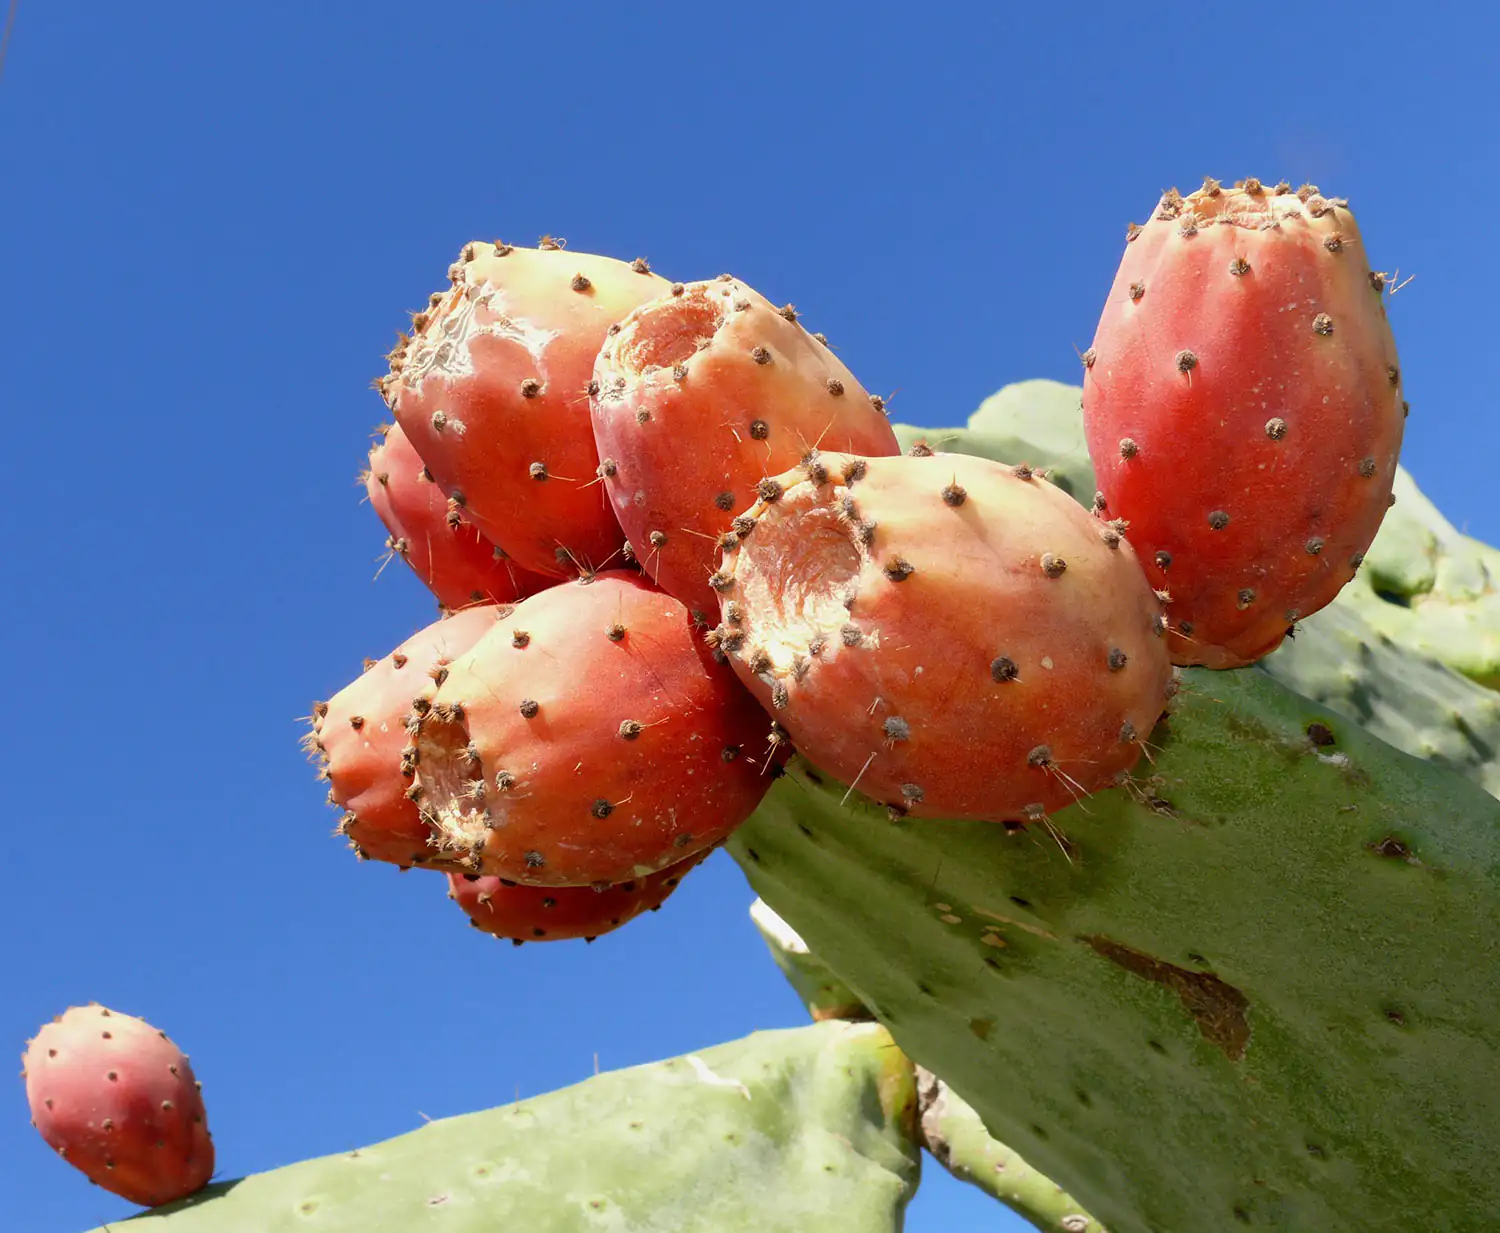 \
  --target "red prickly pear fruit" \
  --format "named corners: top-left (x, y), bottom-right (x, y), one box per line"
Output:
top-left (306, 604), bottom-right (504, 868)
top-left (383, 241), bottom-right (671, 580)
top-left (411, 571), bottom-right (780, 886)
top-left (716, 451), bottom-right (1173, 823)
top-left (446, 850), bottom-right (708, 943)
top-left (364, 422), bottom-right (552, 612)
top-left (1081, 178), bottom-right (1405, 669)
top-left (591, 277), bottom-right (900, 617)
top-left (22, 1003), bottom-right (213, 1208)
